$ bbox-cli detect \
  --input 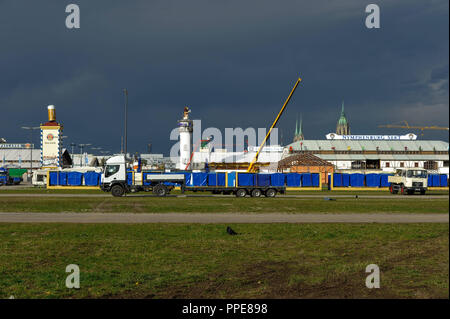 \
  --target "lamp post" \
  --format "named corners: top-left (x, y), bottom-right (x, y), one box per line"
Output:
top-left (21, 126), bottom-right (39, 176)
top-left (78, 143), bottom-right (91, 167)
top-left (123, 88), bottom-right (128, 157)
